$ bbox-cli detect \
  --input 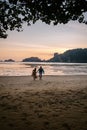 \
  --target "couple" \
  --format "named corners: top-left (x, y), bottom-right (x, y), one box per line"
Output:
top-left (32, 66), bottom-right (44, 80)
